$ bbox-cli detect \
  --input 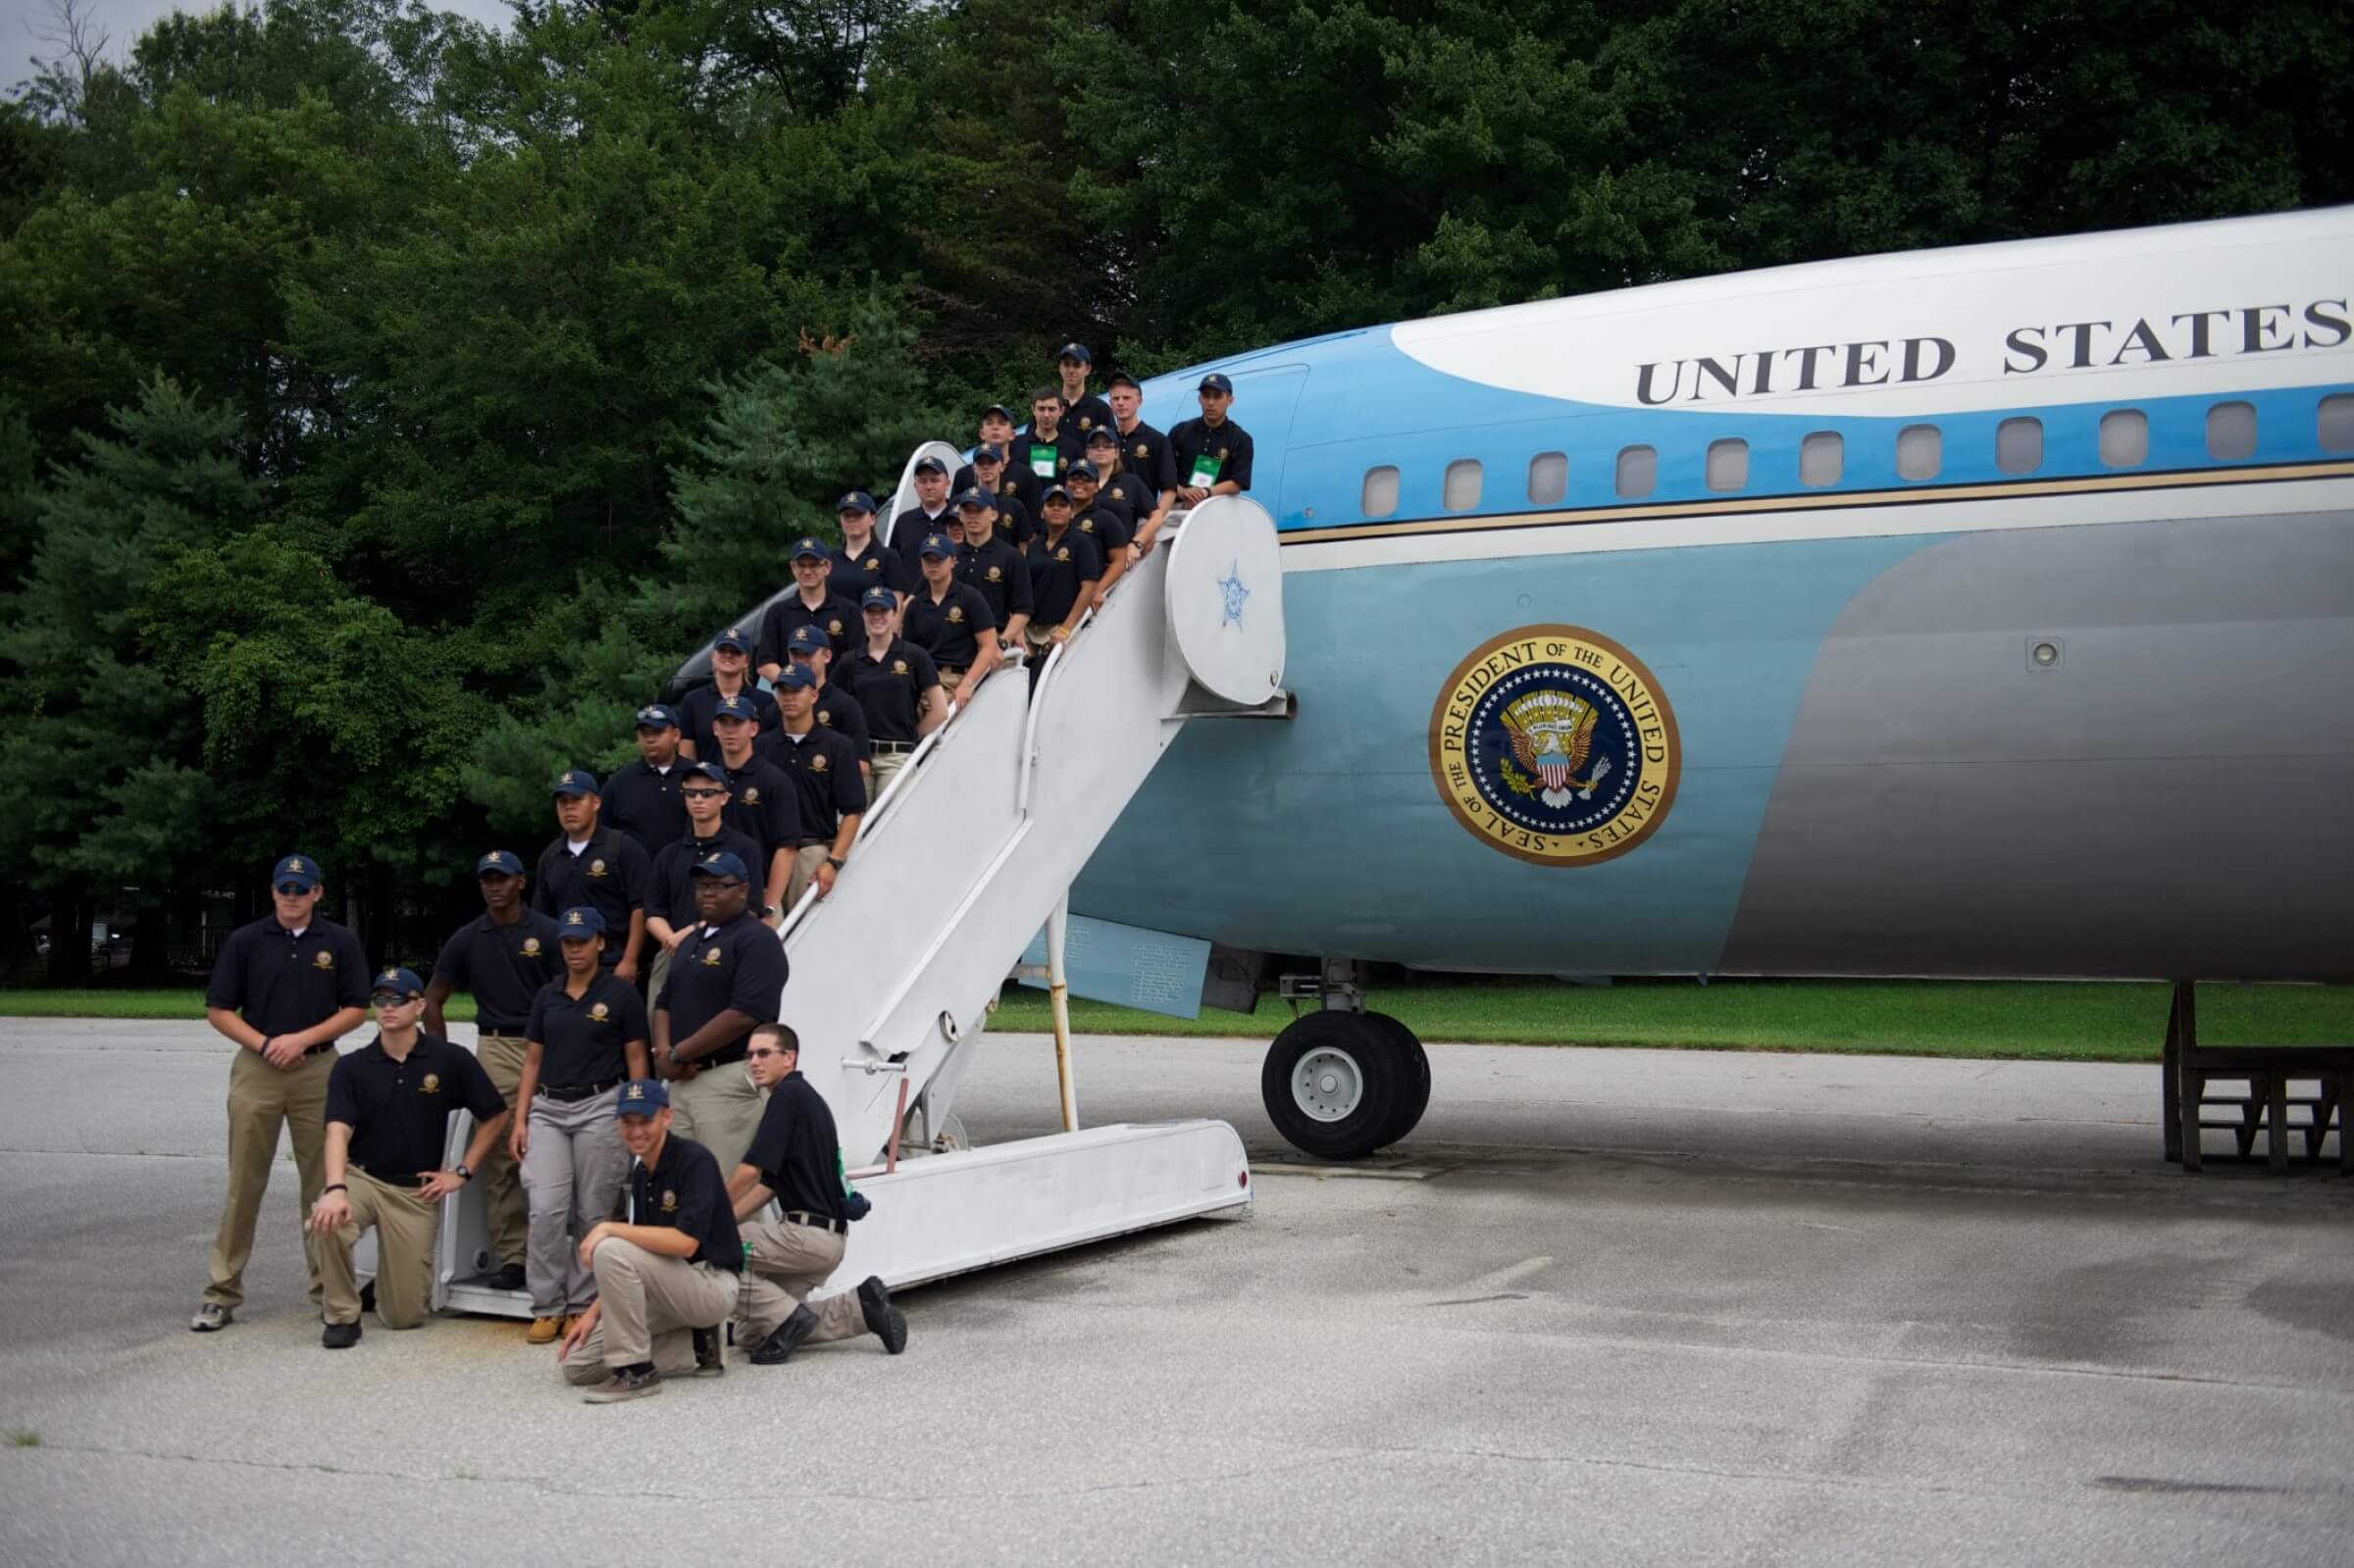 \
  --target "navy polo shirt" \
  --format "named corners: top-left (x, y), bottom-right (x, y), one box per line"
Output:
top-left (947, 473), bottom-right (1035, 544)
top-left (831, 537), bottom-right (911, 595)
top-left (742, 1072), bottom-right (846, 1223)
top-left (1071, 502), bottom-right (1133, 554)
top-left (887, 505), bottom-right (955, 564)
top-left (1008, 428), bottom-right (1085, 513)
top-left (679, 682), bottom-right (778, 764)
top-left (326, 1034), bottom-right (506, 1183)
top-left (843, 639), bottom-right (941, 743)
top-left (811, 682), bottom-right (871, 764)
top-left (431, 909), bottom-right (562, 1035)
top-left (955, 533), bottom-right (1035, 629)
top-left (1026, 527), bottom-right (1104, 627)
top-left (1100, 471), bottom-right (1156, 529)
top-left (622, 1131), bottom-right (742, 1272)
top-left (1111, 419), bottom-right (1178, 495)
top-left (655, 910), bottom-right (788, 1069)
top-left (713, 751), bottom-right (803, 869)
top-left (531, 826), bottom-right (654, 964)
top-left (1168, 416), bottom-right (1255, 492)
top-left (1060, 391), bottom-right (1116, 445)
top-left (772, 724), bottom-right (867, 839)
top-left (207, 916), bottom-right (369, 1040)
top-left (647, 826), bottom-right (764, 930)
top-left (757, 591), bottom-right (860, 668)
top-left (600, 760), bottom-right (690, 859)
top-left (524, 972), bottom-right (648, 1089)
top-left (902, 581), bottom-right (996, 670)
